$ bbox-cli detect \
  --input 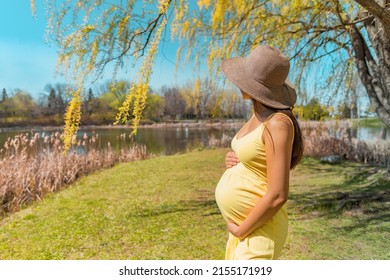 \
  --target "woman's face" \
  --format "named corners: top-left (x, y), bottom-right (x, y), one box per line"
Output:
top-left (240, 90), bottom-right (251, 100)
